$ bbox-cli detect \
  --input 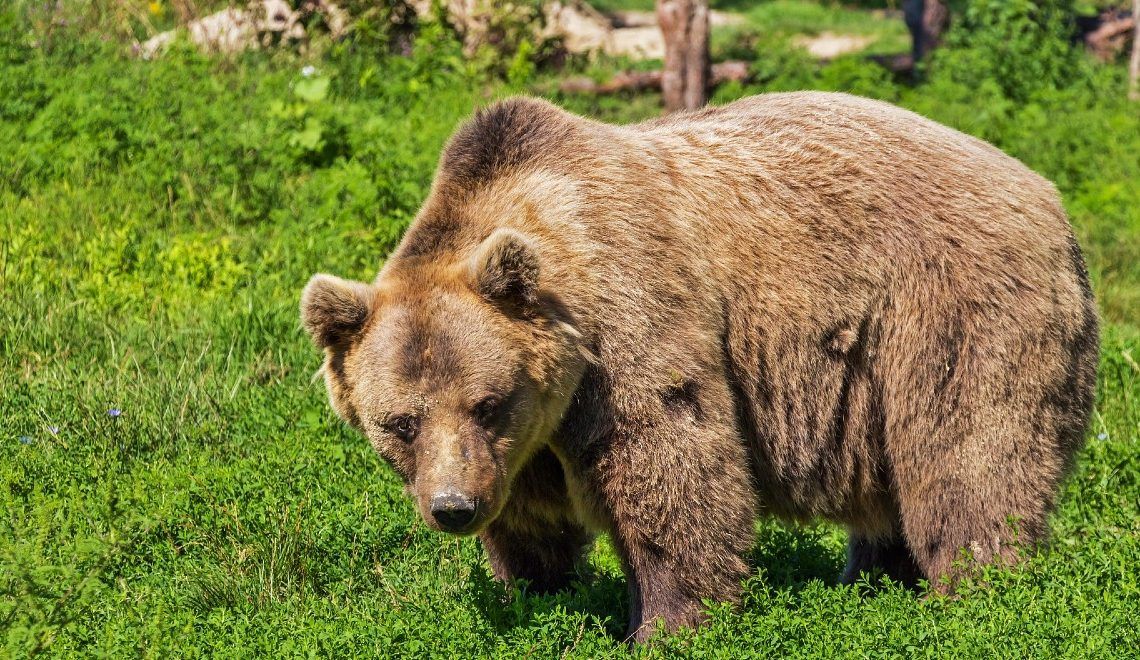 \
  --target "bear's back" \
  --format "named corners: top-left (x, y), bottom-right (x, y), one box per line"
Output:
top-left (597, 92), bottom-right (1082, 321)
top-left (629, 92), bottom-right (1068, 254)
